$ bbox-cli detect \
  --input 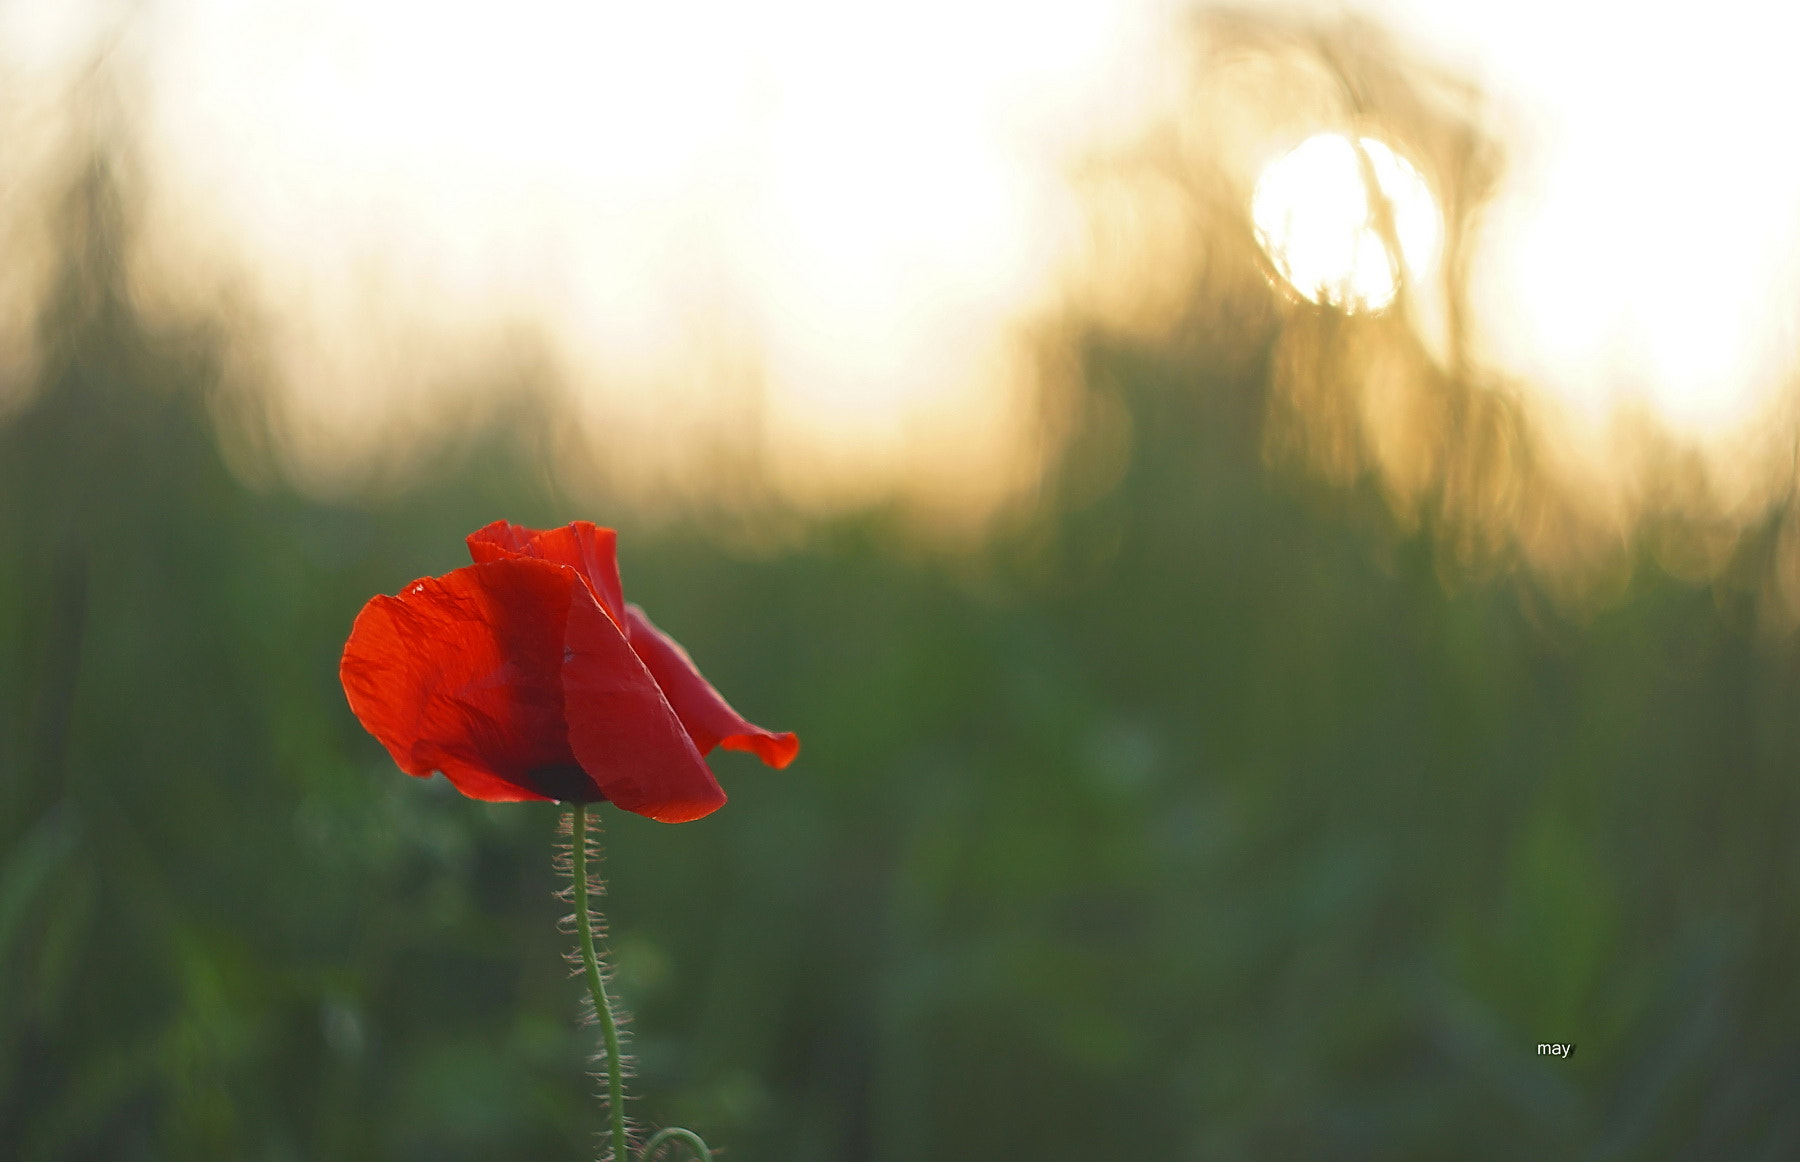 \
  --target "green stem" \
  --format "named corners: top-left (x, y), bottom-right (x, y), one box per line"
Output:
top-left (640, 1127), bottom-right (714, 1162)
top-left (572, 804), bottom-right (630, 1162)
